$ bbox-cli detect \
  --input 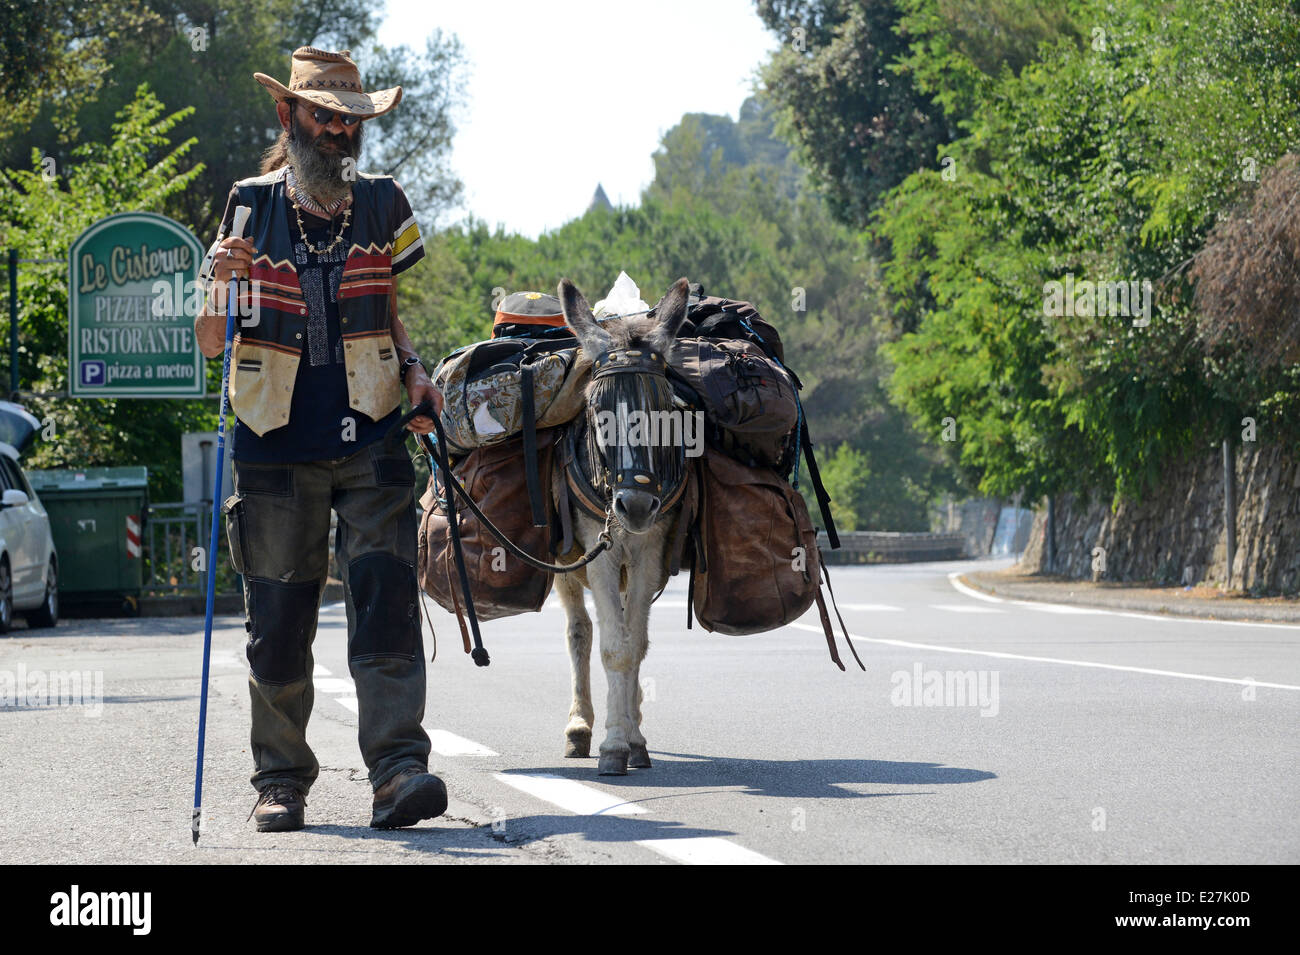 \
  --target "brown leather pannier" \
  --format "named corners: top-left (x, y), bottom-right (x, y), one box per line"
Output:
top-left (417, 430), bottom-right (556, 620)
top-left (690, 448), bottom-right (820, 634)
